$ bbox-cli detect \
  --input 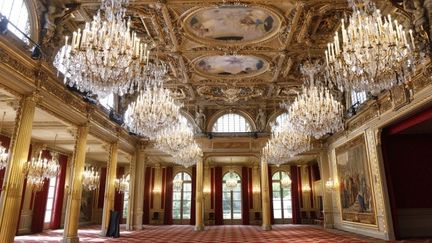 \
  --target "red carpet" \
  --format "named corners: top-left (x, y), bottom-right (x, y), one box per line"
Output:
top-left (13, 224), bottom-right (427, 243)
